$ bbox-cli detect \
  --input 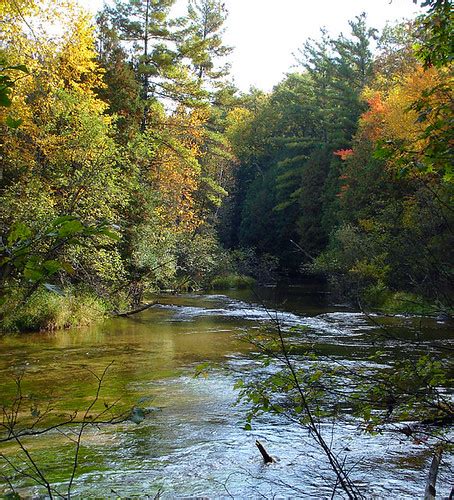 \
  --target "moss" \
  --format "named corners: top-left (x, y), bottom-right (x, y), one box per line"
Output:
top-left (210, 274), bottom-right (256, 290)
top-left (0, 288), bottom-right (109, 333)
